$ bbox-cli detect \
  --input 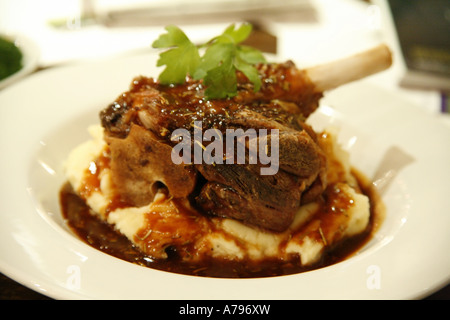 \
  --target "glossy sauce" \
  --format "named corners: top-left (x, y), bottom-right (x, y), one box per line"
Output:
top-left (60, 170), bottom-right (383, 278)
